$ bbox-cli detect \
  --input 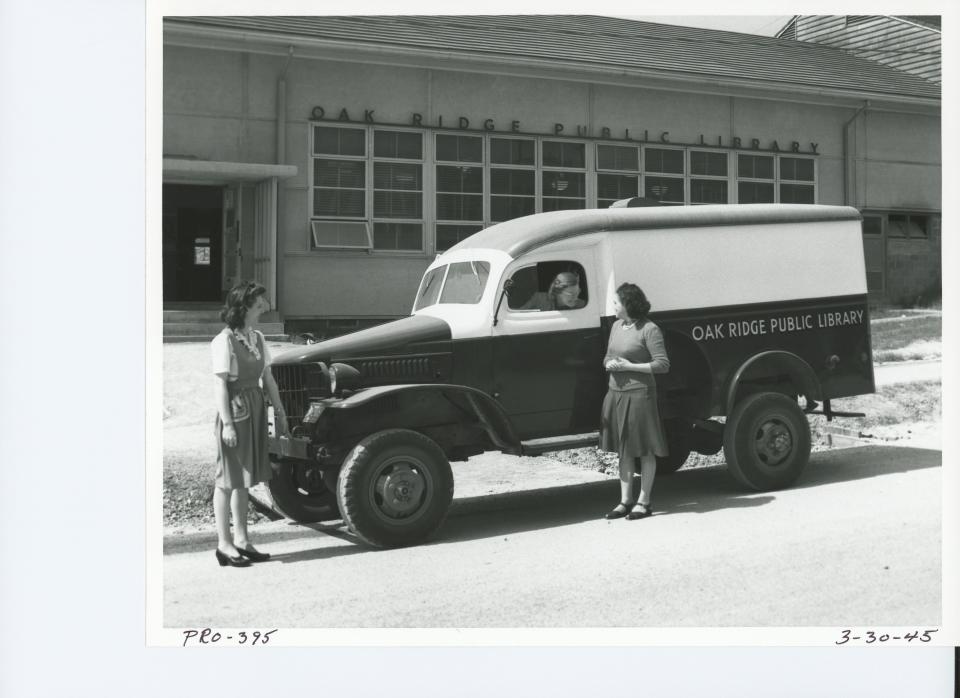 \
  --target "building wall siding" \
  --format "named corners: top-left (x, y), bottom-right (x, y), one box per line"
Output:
top-left (163, 42), bottom-right (942, 313)
top-left (792, 16), bottom-right (941, 84)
